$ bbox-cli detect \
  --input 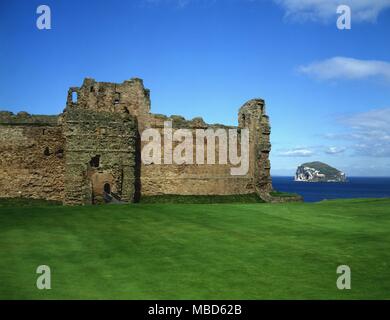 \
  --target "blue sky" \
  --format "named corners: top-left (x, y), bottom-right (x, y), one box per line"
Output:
top-left (1, 0), bottom-right (390, 176)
